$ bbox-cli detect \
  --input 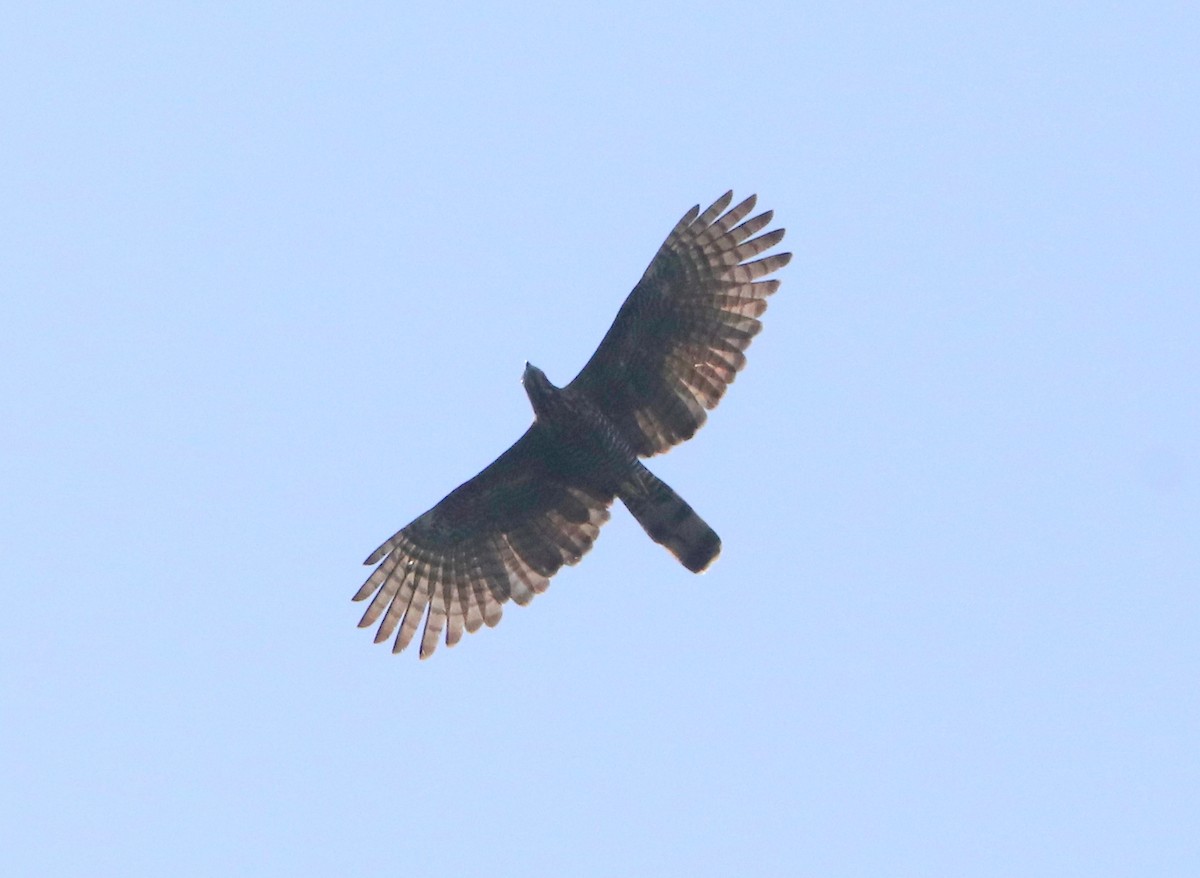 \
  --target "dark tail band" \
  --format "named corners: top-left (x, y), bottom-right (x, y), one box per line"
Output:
top-left (620, 467), bottom-right (720, 572)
